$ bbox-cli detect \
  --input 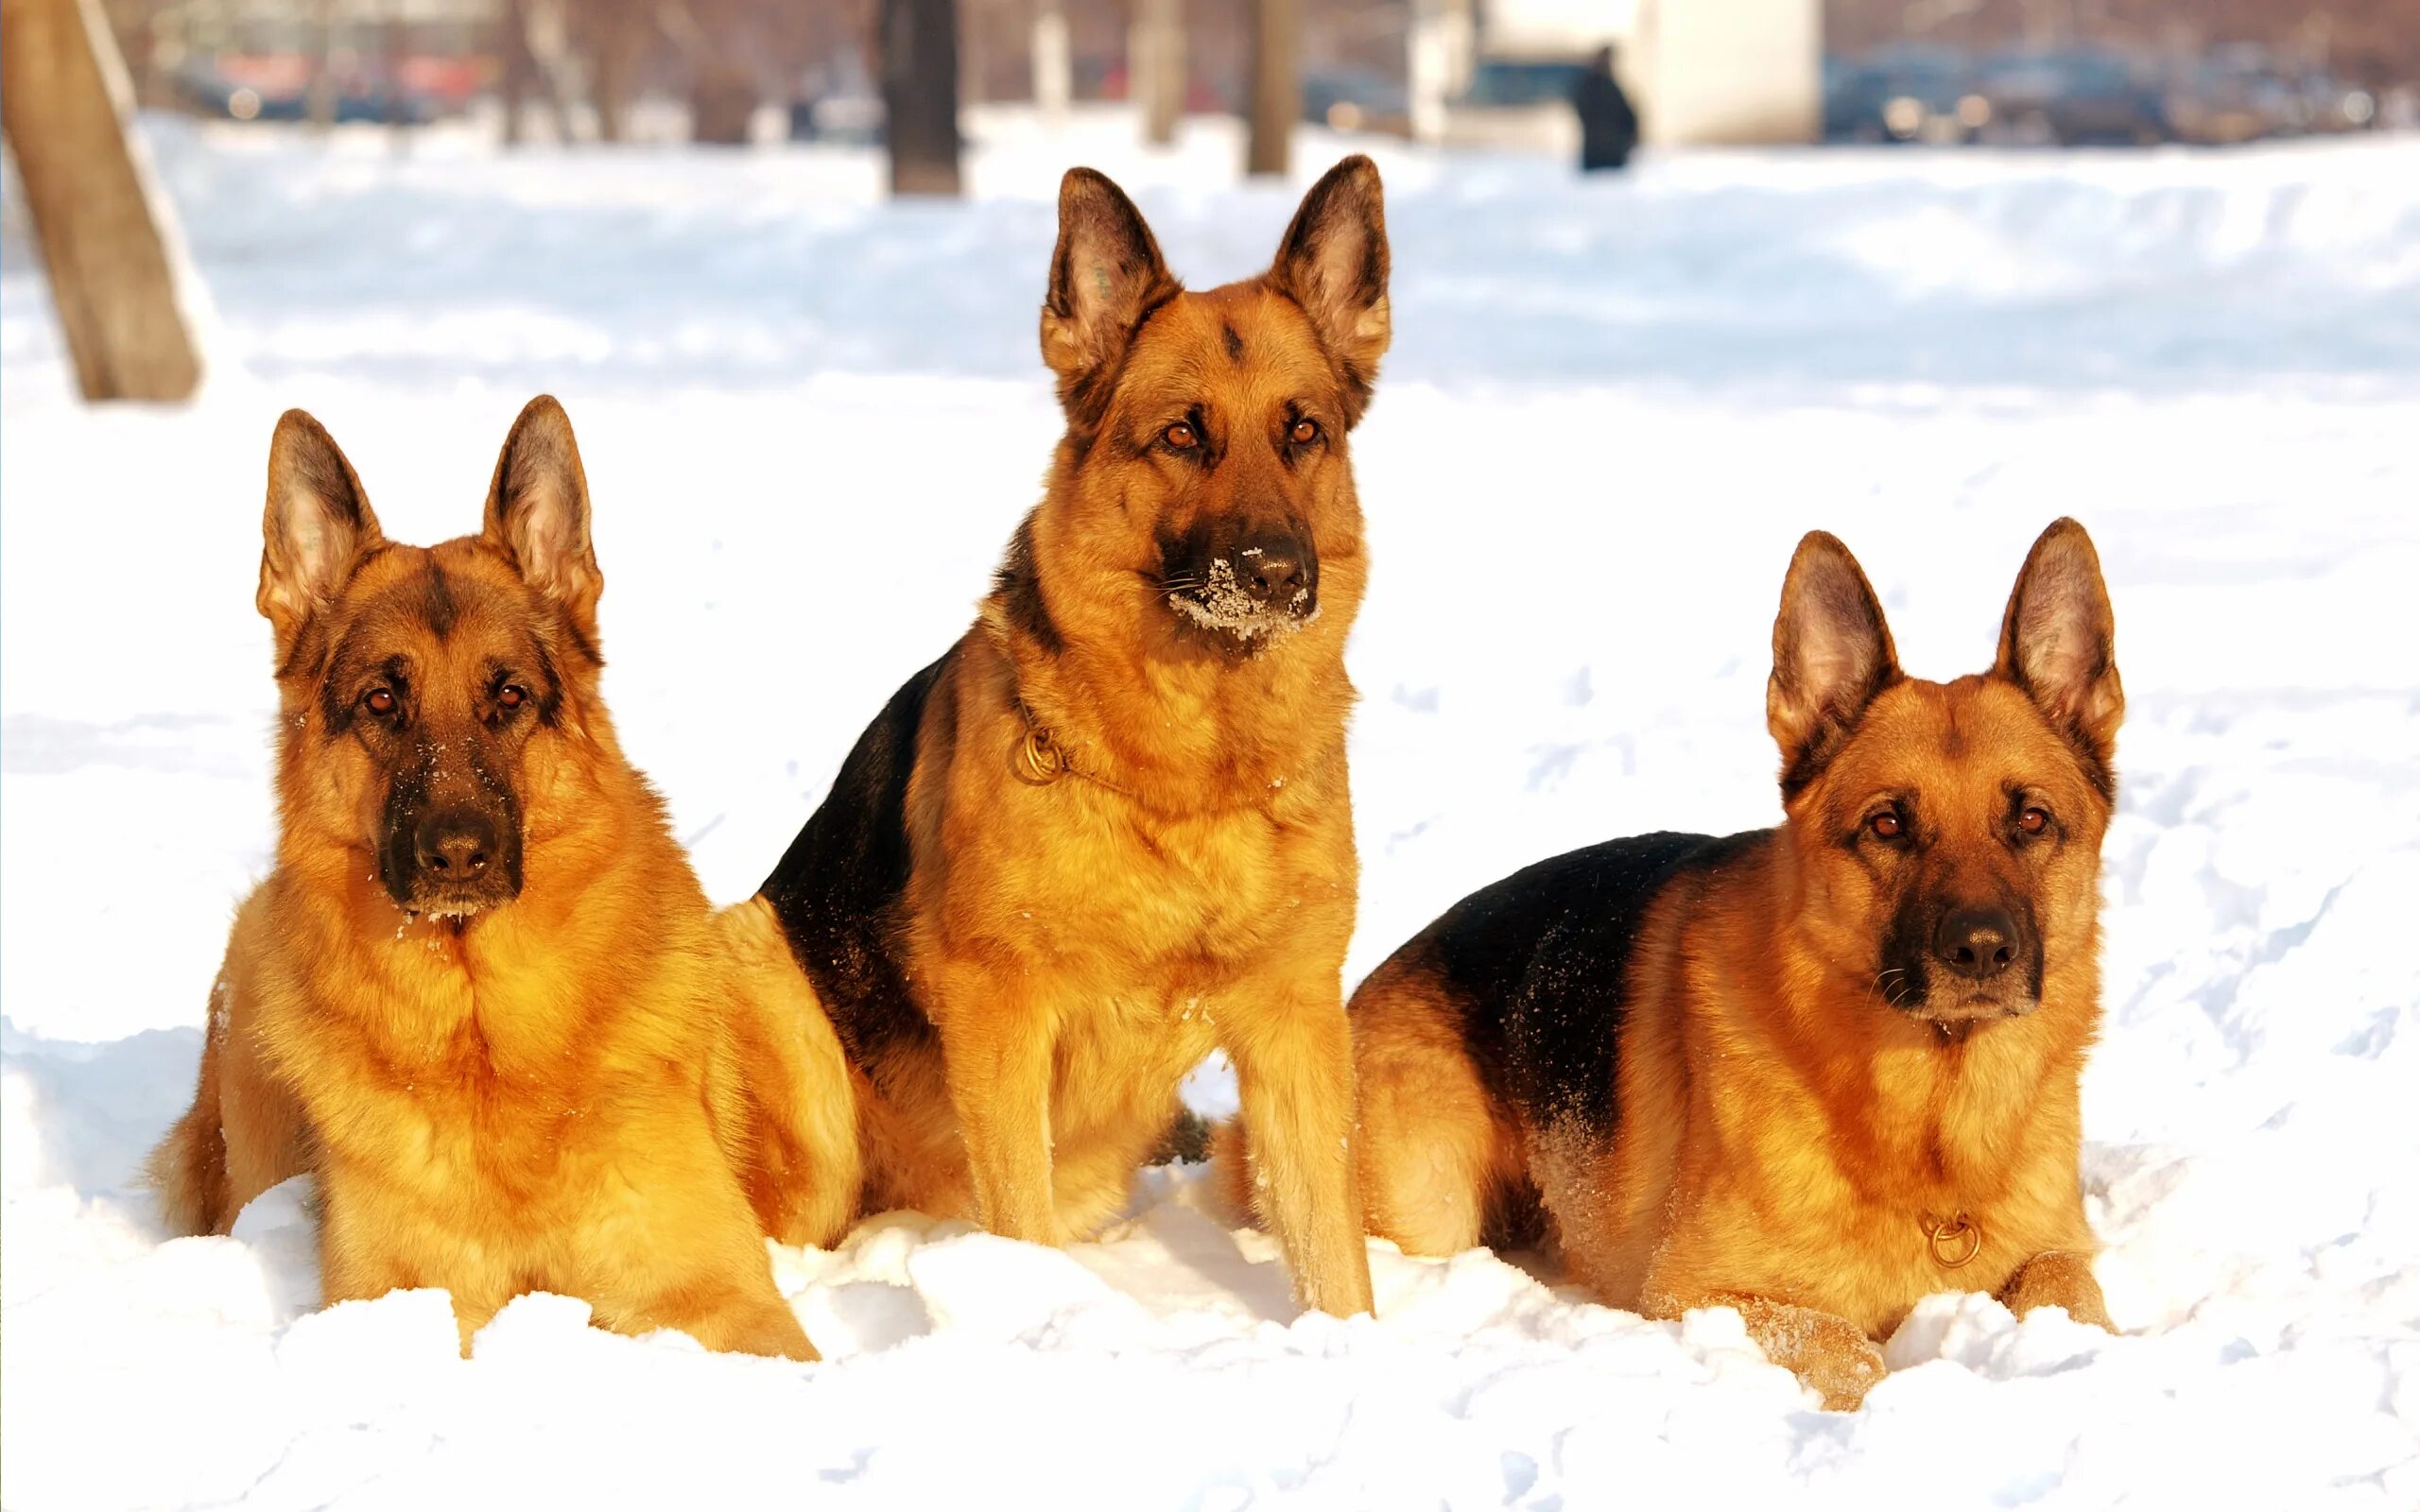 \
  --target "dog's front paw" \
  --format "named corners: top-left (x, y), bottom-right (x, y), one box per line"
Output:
top-left (1999, 1249), bottom-right (2112, 1332)
top-left (1676, 1291), bottom-right (1890, 1411)
top-left (1791, 1313), bottom-right (1889, 1411)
